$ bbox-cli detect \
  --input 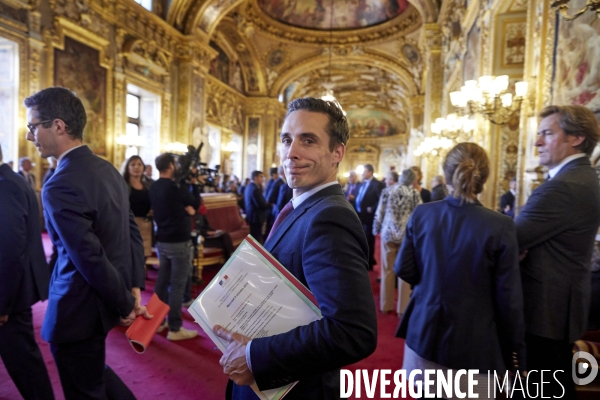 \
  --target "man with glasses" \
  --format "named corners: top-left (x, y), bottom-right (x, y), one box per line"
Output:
top-left (24, 87), bottom-right (150, 399)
